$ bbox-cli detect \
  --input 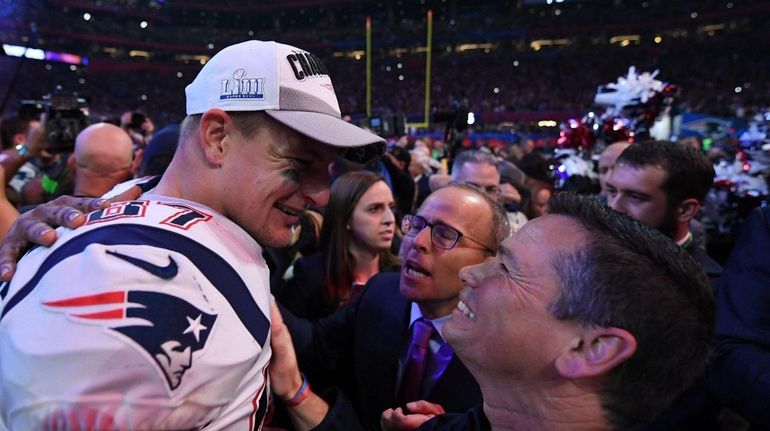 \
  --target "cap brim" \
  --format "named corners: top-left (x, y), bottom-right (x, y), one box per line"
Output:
top-left (265, 110), bottom-right (386, 164)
